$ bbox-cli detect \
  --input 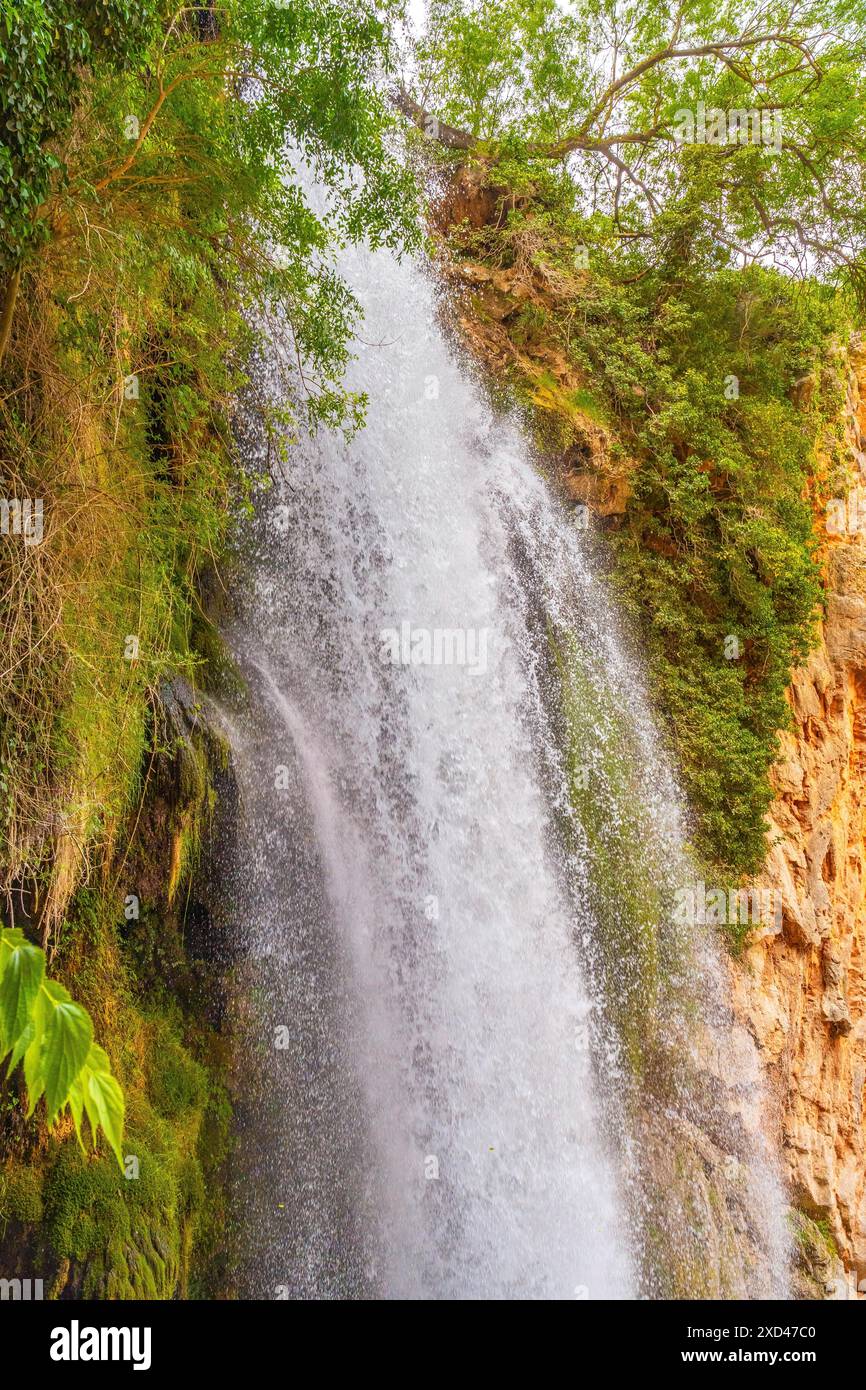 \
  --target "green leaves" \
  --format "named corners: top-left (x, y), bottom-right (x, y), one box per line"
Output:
top-left (411, 0), bottom-right (866, 300)
top-left (0, 928), bottom-right (124, 1165)
top-left (444, 138), bottom-right (839, 873)
top-left (42, 982), bottom-right (93, 1122)
top-left (0, 0), bottom-right (161, 271)
top-left (0, 930), bottom-right (44, 1046)
top-left (82, 1047), bottom-right (125, 1166)
top-left (63, 1043), bottom-right (125, 1166)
